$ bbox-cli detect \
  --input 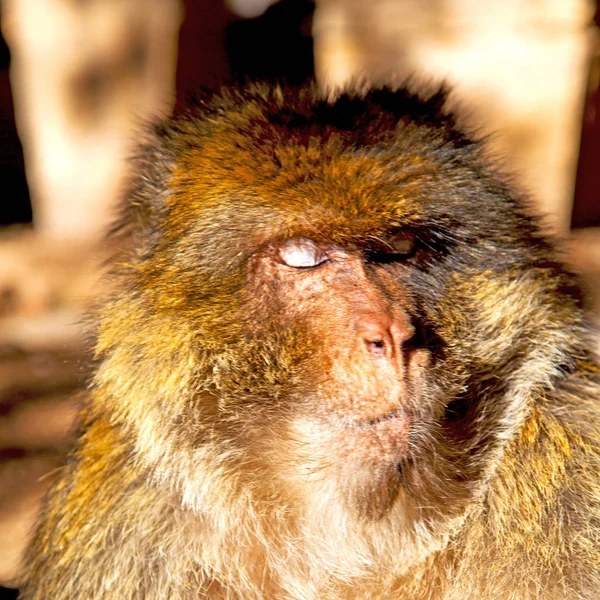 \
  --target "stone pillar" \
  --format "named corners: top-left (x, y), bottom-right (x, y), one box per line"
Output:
top-left (2, 0), bottom-right (182, 241)
top-left (314, 0), bottom-right (597, 235)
